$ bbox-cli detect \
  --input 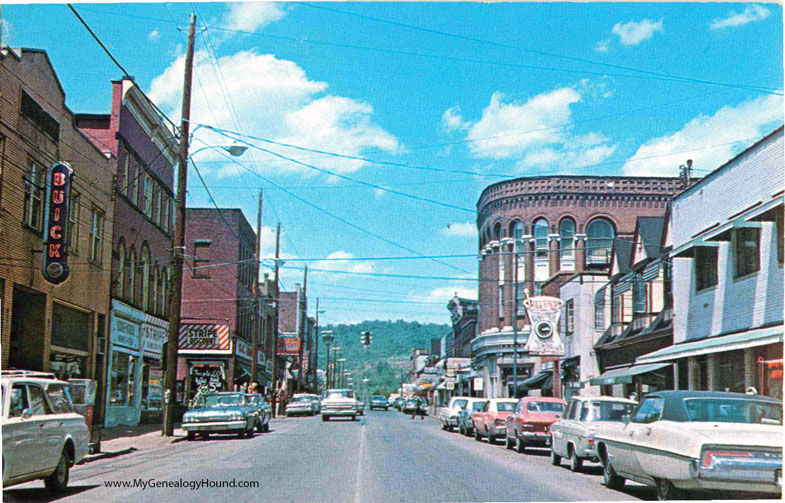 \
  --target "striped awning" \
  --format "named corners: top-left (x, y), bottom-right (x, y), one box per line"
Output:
top-left (613, 274), bottom-right (633, 295)
top-left (594, 285), bottom-right (608, 304)
top-left (642, 259), bottom-right (661, 282)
